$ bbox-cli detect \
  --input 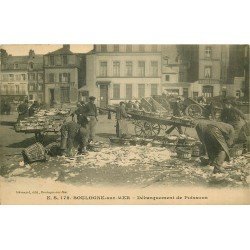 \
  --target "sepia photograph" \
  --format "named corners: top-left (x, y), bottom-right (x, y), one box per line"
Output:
top-left (0, 44), bottom-right (249, 204)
